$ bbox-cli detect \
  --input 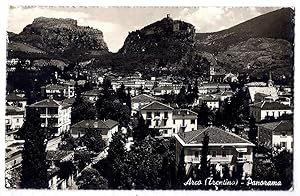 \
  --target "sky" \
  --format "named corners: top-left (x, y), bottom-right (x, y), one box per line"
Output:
top-left (8, 6), bottom-right (280, 52)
